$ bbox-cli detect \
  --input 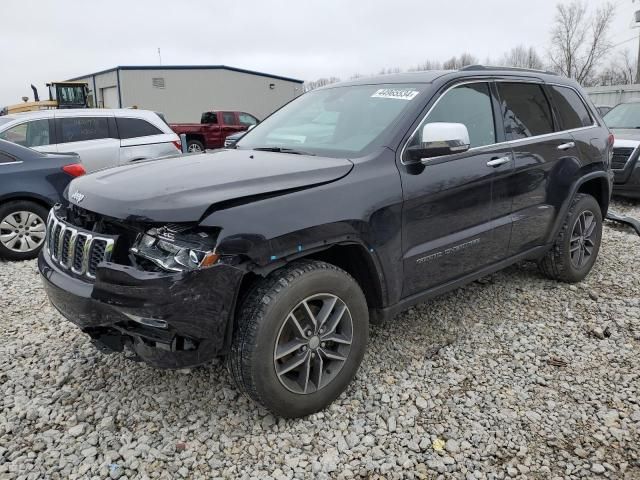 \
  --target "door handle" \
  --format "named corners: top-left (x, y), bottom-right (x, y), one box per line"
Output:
top-left (486, 156), bottom-right (511, 167)
top-left (557, 141), bottom-right (576, 151)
